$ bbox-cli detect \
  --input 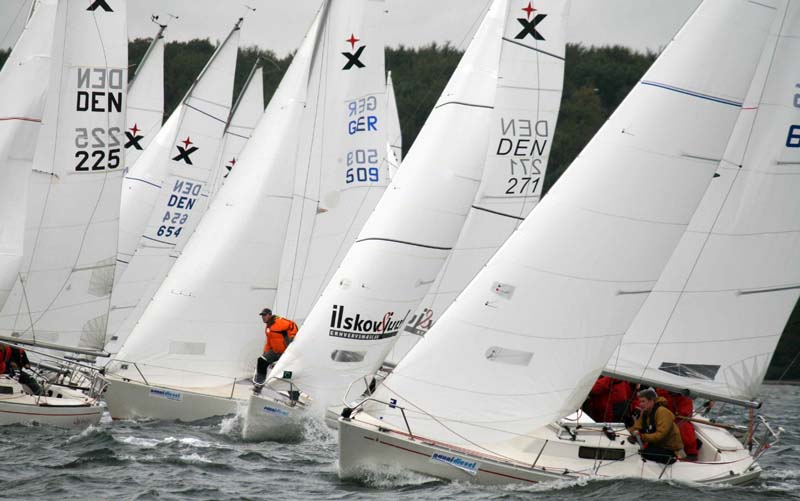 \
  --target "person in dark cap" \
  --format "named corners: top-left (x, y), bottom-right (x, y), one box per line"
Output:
top-left (253, 308), bottom-right (298, 394)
